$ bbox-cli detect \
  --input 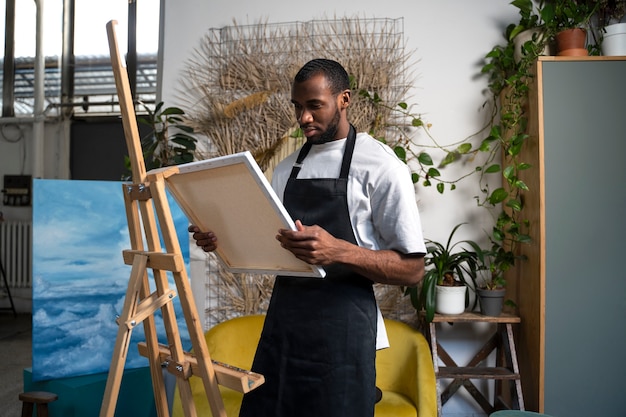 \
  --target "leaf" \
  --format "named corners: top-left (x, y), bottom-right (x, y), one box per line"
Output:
top-left (503, 164), bottom-right (515, 180)
top-left (412, 118), bottom-right (423, 127)
top-left (437, 183), bottom-right (445, 194)
top-left (488, 188), bottom-right (509, 205)
top-left (457, 143), bottom-right (472, 154)
top-left (506, 199), bottom-right (522, 211)
top-left (394, 146), bottom-right (407, 162)
top-left (515, 180), bottom-right (529, 191)
top-left (485, 164), bottom-right (501, 173)
top-left (417, 152), bottom-right (433, 166)
top-left (427, 167), bottom-right (441, 178)
top-left (441, 152), bottom-right (459, 166)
